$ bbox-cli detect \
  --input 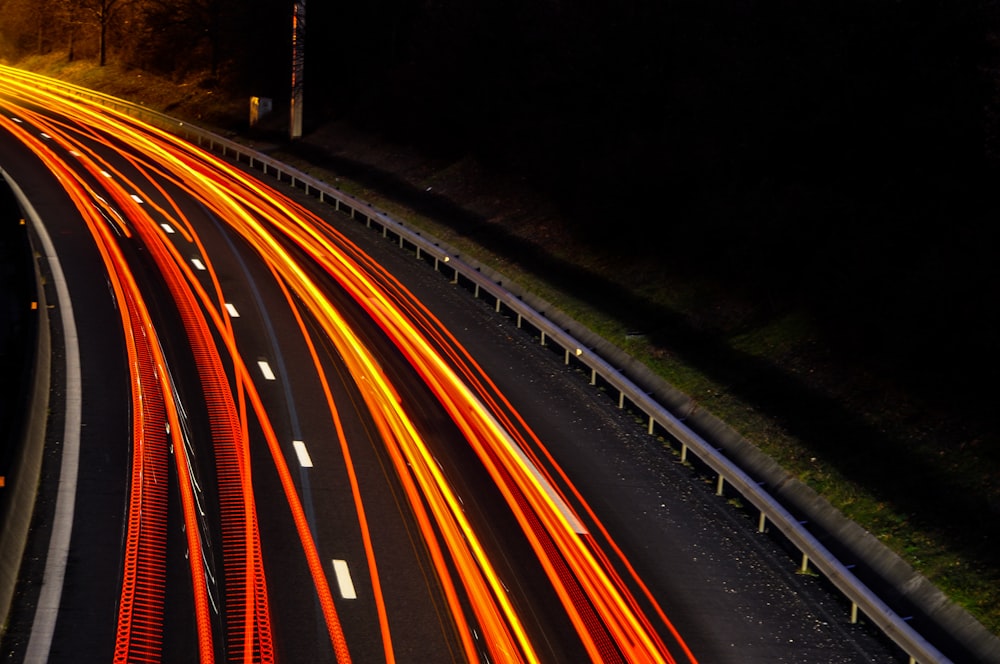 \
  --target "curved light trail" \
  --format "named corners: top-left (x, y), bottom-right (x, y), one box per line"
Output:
top-left (0, 68), bottom-right (699, 664)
